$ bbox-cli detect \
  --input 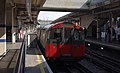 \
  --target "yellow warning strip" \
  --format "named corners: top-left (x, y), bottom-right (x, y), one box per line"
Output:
top-left (35, 48), bottom-right (45, 73)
